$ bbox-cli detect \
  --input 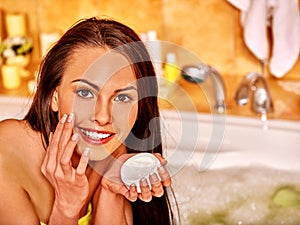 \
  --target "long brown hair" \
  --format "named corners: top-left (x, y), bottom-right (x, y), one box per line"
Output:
top-left (24, 17), bottom-right (178, 225)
